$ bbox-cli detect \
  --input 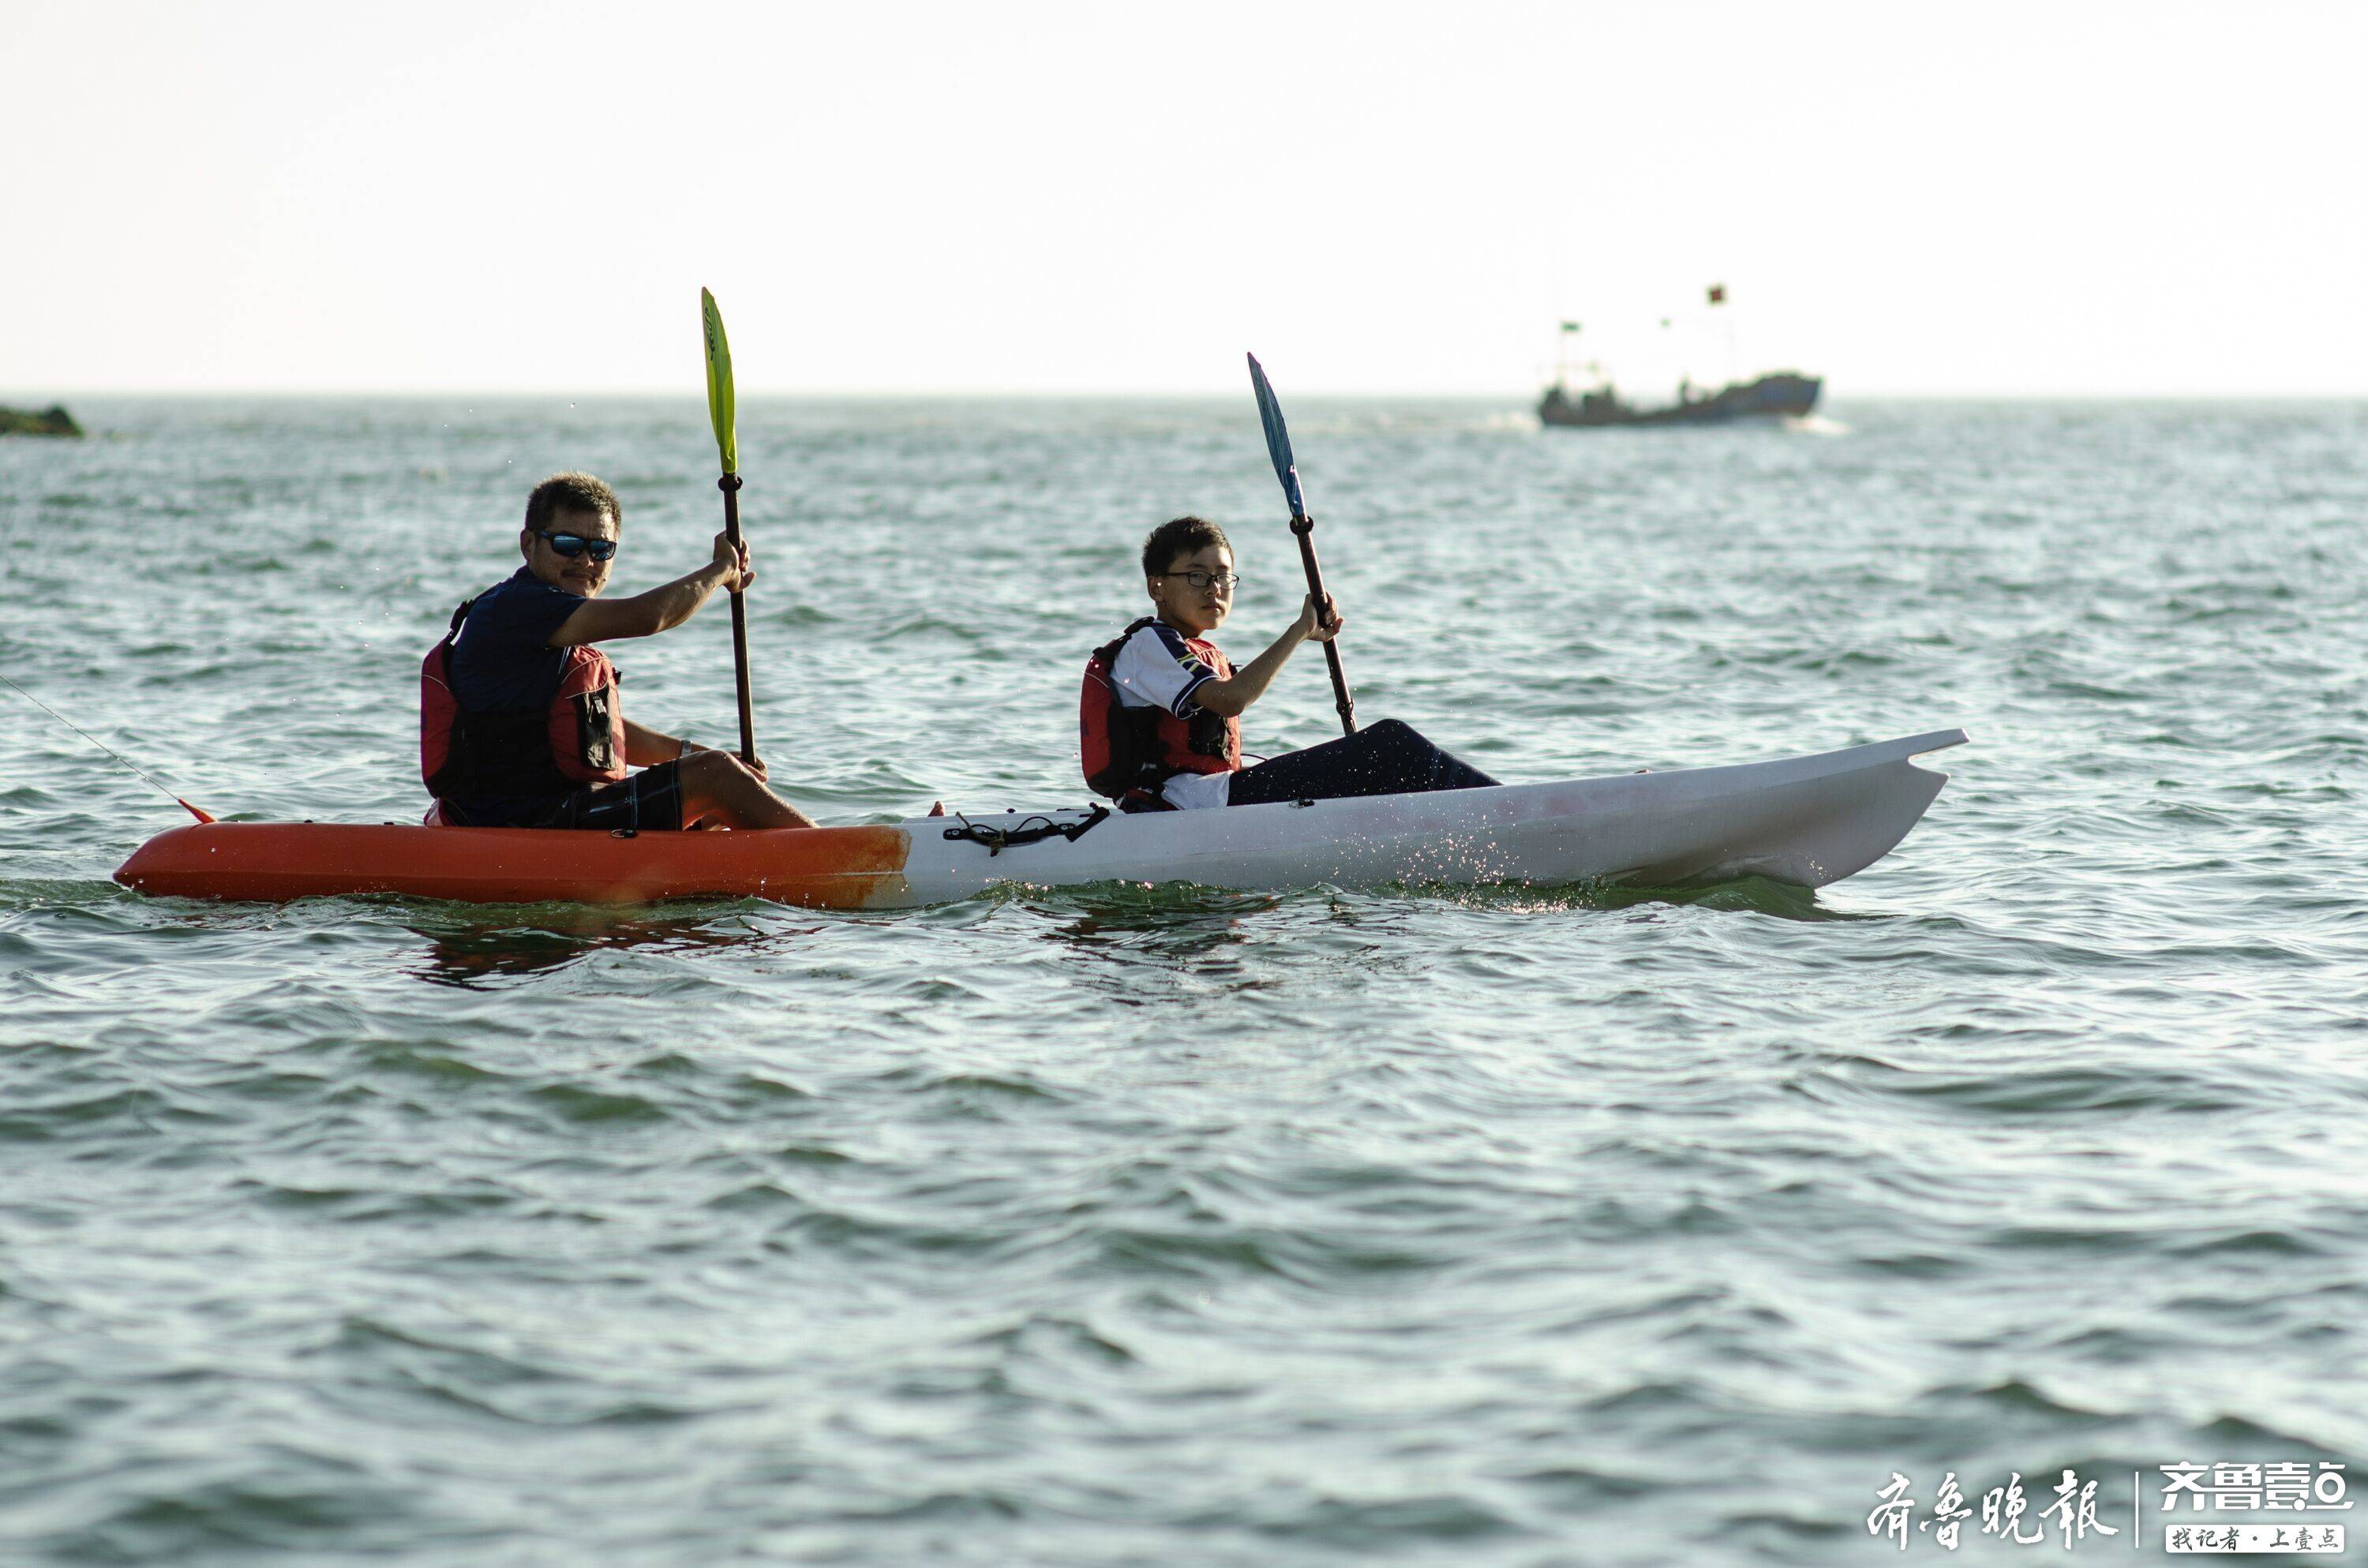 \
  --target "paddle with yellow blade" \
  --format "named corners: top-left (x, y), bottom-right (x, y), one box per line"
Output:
top-left (700, 287), bottom-right (759, 766)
